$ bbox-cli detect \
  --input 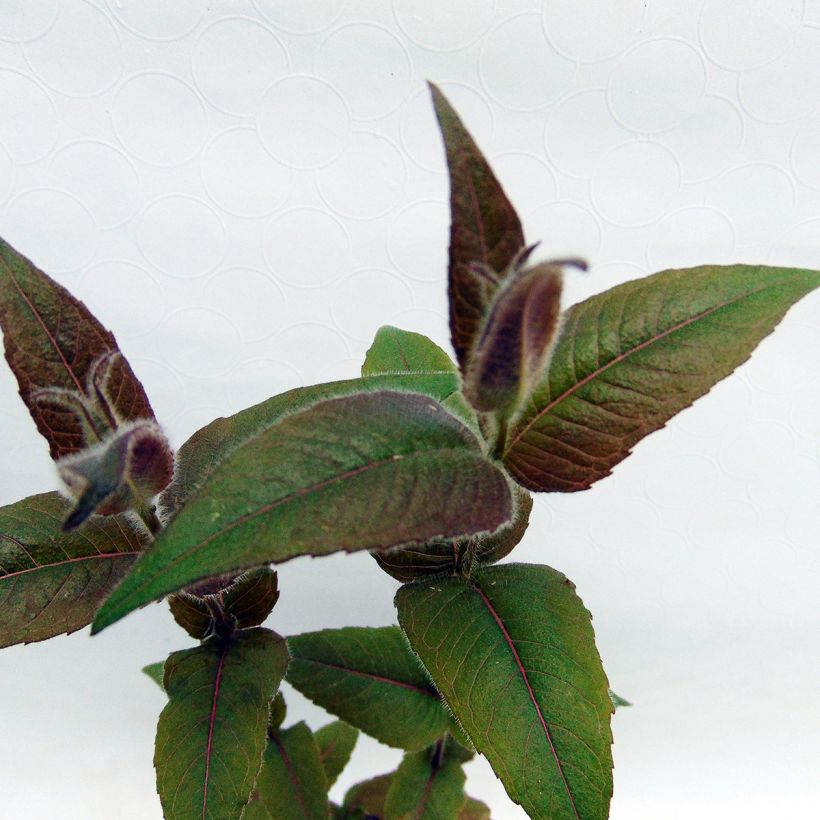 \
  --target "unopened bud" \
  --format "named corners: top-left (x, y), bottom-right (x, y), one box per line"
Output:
top-left (464, 258), bottom-right (569, 415)
top-left (58, 420), bottom-right (174, 530)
